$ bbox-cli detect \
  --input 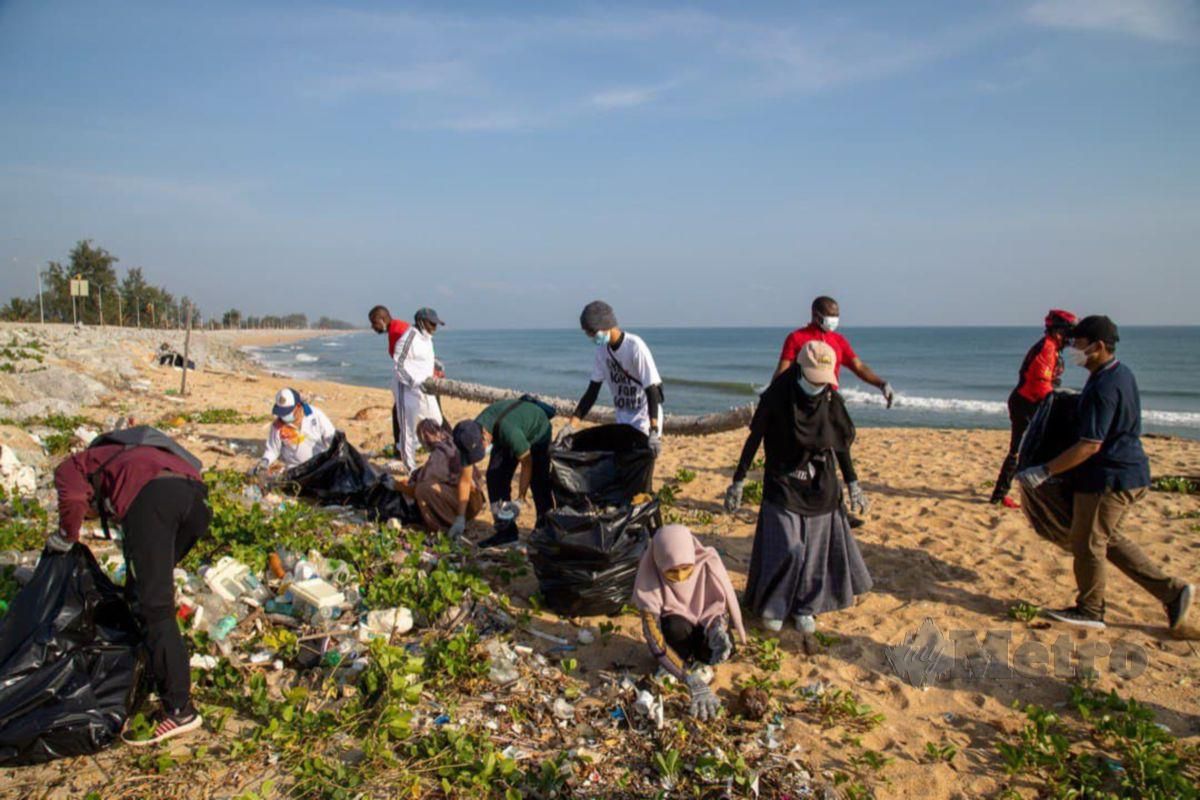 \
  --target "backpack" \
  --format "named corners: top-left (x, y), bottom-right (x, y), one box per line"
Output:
top-left (85, 426), bottom-right (202, 538)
